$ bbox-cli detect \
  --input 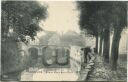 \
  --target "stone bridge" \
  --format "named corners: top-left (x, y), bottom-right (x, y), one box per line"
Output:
top-left (28, 44), bottom-right (71, 56)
